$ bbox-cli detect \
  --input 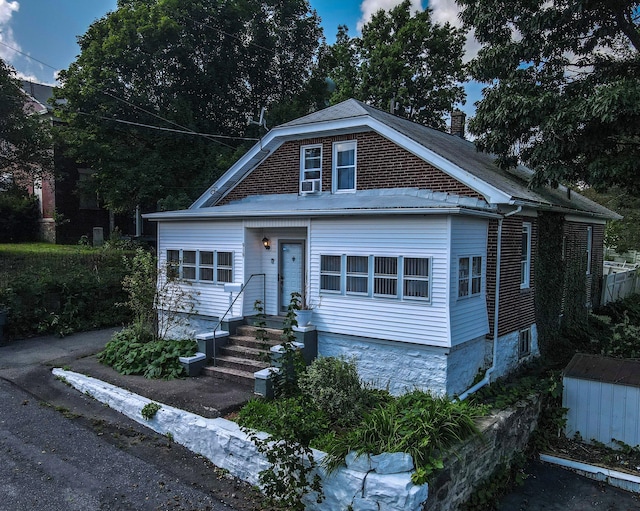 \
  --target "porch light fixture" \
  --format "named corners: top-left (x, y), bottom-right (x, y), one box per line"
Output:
top-left (262, 237), bottom-right (271, 250)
